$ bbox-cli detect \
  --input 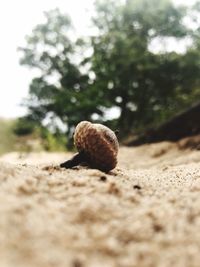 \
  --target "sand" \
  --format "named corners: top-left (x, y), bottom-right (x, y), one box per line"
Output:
top-left (0, 141), bottom-right (200, 267)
